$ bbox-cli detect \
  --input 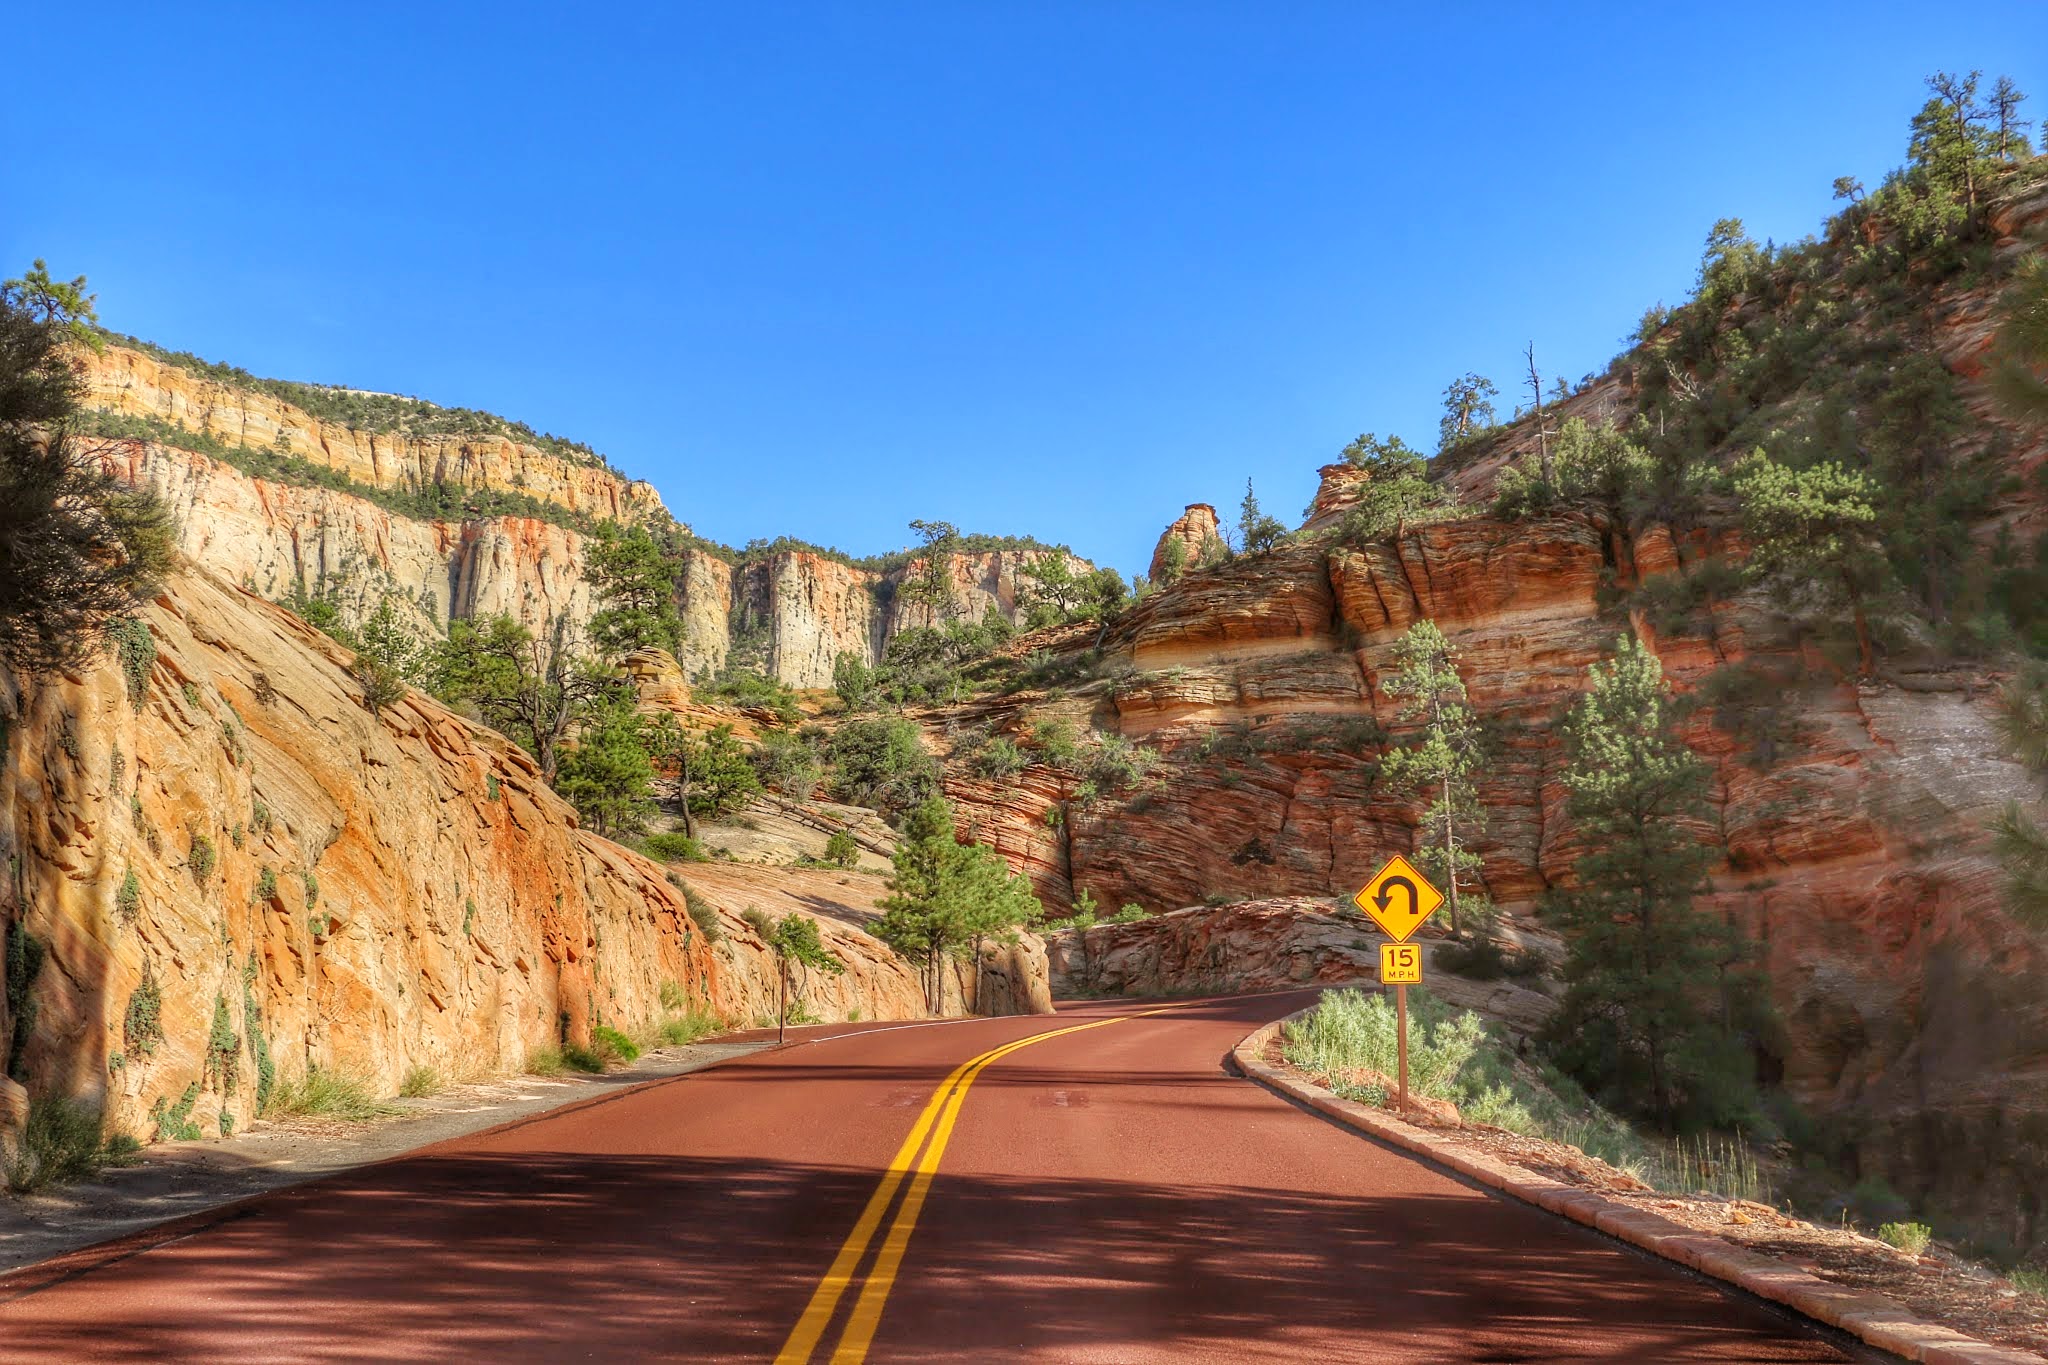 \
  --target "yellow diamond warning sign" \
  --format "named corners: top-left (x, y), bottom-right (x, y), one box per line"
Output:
top-left (1351, 854), bottom-right (1444, 942)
